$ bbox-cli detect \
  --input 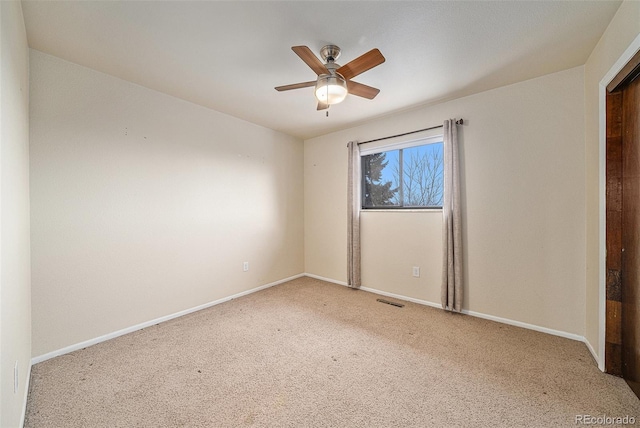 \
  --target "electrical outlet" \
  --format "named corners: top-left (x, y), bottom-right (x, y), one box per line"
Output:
top-left (14, 361), bottom-right (18, 394)
top-left (243, 262), bottom-right (249, 272)
top-left (412, 266), bottom-right (420, 278)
